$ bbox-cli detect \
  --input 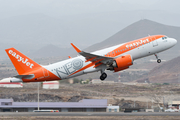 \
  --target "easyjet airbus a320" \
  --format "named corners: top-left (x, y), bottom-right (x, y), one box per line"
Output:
top-left (5, 35), bottom-right (177, 82)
